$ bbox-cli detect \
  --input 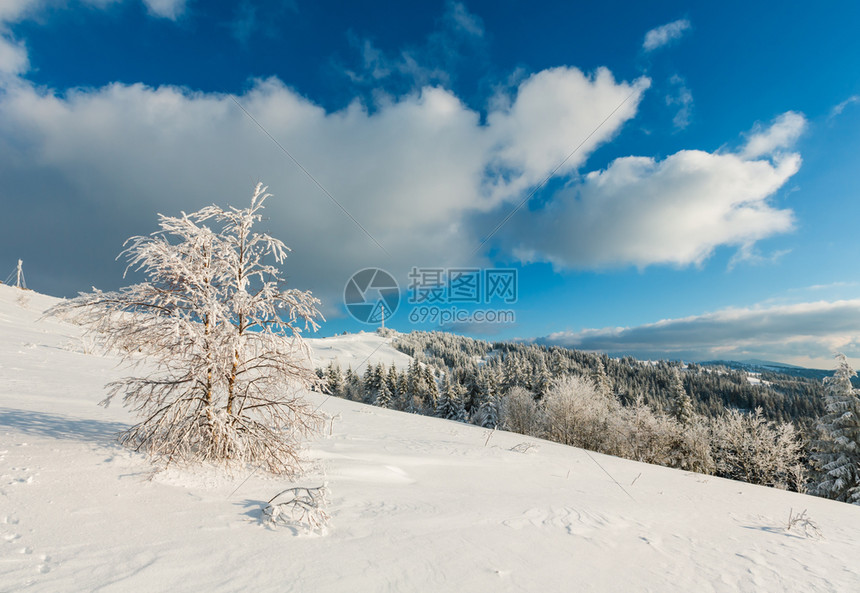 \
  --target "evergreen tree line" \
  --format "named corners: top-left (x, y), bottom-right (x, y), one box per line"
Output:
top-left (315, 331), bottom-right (860, 503)
top-left (396, 331), bottom-right (827, 425)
